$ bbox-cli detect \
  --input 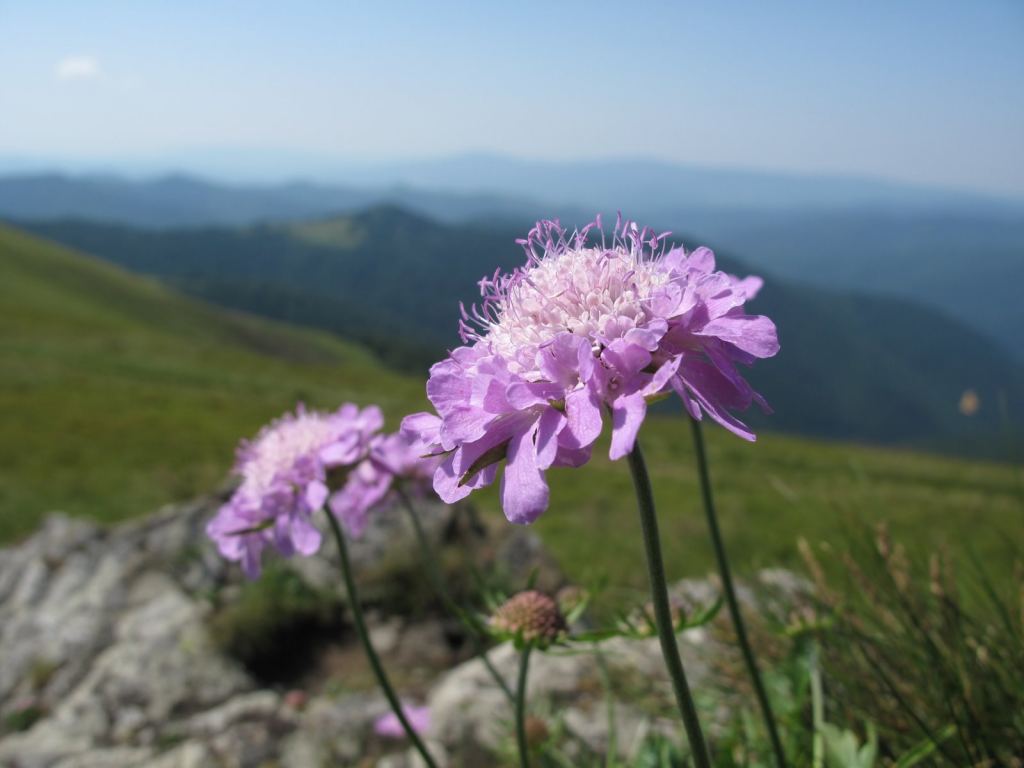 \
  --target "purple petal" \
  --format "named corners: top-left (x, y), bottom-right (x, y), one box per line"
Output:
top-left (671, 373), bottom-right (704, 421)
top-left (732, 274), bottom-right (763, 300)
top-left (328, 491), bottom-right (369, 539)
top-left (622, 322), bottom-right (666, 352)
top-left (432, 423), bottom-right (514, 502)
top-left (290, 513), bottom-right (322, 556)
top-left (507, 380), bottom-right (562, 410)
top-left (439, 405), bottom-right (494, 446)
top-left (320, 437), bottom-right (361, 466)
top-left (305, 480), bottom-right (328, 512)
top-left (685, 246), bottom-right (716, 273)
top-left (359, 405), bottom-right (385, 433)
top-left (538, 333), bottom-right (593, 388)
top-left (432, 454), bottom-right (474, 504)
top-left (650, 282), bottom-right (684, 318)
top-left (241, 540), bottom-right (263, 580)
top-left (609, 392), bottom-right (647, 460)
top-left (552, 442), bottom-right (593, 468)
top-left (563, 384), bottom-right (603, 448)
top-left (683, 377), bottom-right (757, 441)
top-left (400, 412), bottom-right (442, 445)
top-left (426, 370), bottom-right (472, 417)
top-left (206, 506), bottom-right (248, 560)
top-left (695, 273), bottom-right (746, 319)
top-left (273, 516), bottom-right (296, 557)
top-left (535, 406), bottom-right (565, 470)
top-left (601, 339), bottom-right (652, 378)
top-left (679, 364), bottom-right (761, 442)
top-left (500, 426), bottom-right (550, 524)
top-left (662, 246), bottom-right (688, 271)
top-left (480, 374), bottom-right (514, 413)
top-left (699, 314), bottom-right (779, 358)
top-left (681, 356), bottom-right (753, 412)
top-left (643, 356), bottom-right (682, 397)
